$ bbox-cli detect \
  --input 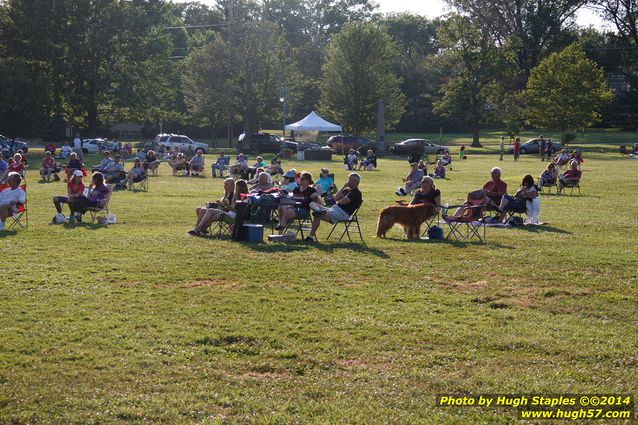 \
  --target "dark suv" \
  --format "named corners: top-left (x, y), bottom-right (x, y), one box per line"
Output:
top-left (237, 133), bottom-right (282, 154)
top-left (326, 135), bottom-right (373, 154)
